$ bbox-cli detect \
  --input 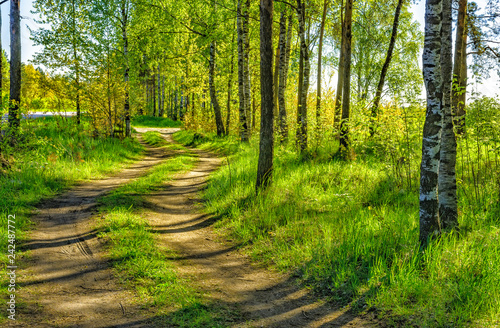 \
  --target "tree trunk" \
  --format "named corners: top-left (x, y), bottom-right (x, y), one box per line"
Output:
top-left (439, 0), bottom-right (458, 231)
top-left (339, 0), bottom-right (352, 153)
top-left (243, 0), bottom-right (252, 137)
top-left (278, 13), bottom-right (293, 142)
top-left (452, 0), bottom-right (467, 135)
top-left (370, 0), bottom-right (404, 136)
top-left (296, 0), bottom-right (309, 152)
top-left (9, 0), bottom-right (21, 131)
top-left (316, 0), bottom-right (328, 134)
top-left (122, 0), bottom-right (131, 137)
top-left (237, 0), bottom-right (249, 141)
top-left (157, 64), bottom-right (162, 117)
top-left (209, 41), bottom-right (225, 136)
top-left (419, 0), bottom-right (443, 246)
top-left (153, 73), bottom-right (157, 117)
top-left (273, 13), bottom-right (283, 120)
top-left (227, 29), bottom-right (235, 136)
top-left (277, 11), bottom-right (288, 141)
top-left (333, 0), bottom-right (345, 128)
top-left (0, 6), bottom-right (3, 113)
top-left (256, 0), bottom-right (274, 190)
top-left (161, 75), bottom-right (165, 117)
